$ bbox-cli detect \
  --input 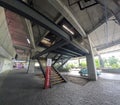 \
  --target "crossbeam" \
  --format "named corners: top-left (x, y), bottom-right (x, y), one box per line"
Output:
top-left (95, 38), bottom-right (120, 51)
top-left (54, 50), bottom-right (75, 57)
top-left (57, 58), bottom-right (71, 69)
top-left (33, 41), bottom-right (67, 59)
top-left (59, 47), bottom-right (81, 56)
top-left (52, 55), bottom-right (62, 65)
